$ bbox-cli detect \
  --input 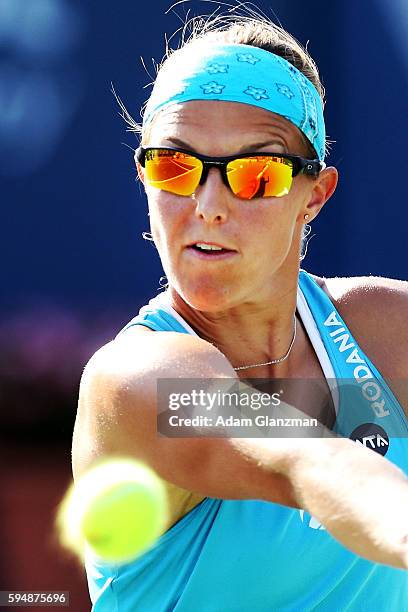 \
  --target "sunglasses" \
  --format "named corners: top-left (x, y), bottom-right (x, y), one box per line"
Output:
top-left (135, 146), bottom-right (325, 200)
